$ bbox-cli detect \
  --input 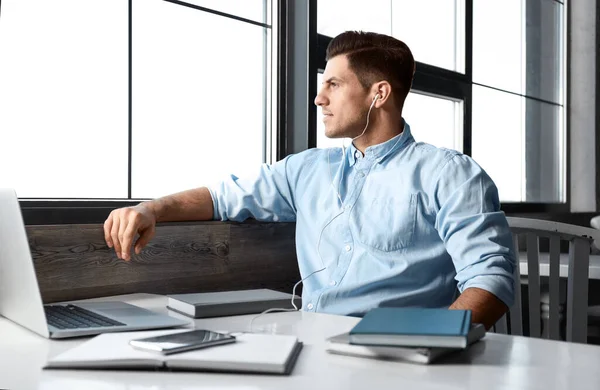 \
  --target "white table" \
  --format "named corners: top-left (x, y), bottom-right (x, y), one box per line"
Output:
top-left (2, 293), bottom-right (600, 390)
